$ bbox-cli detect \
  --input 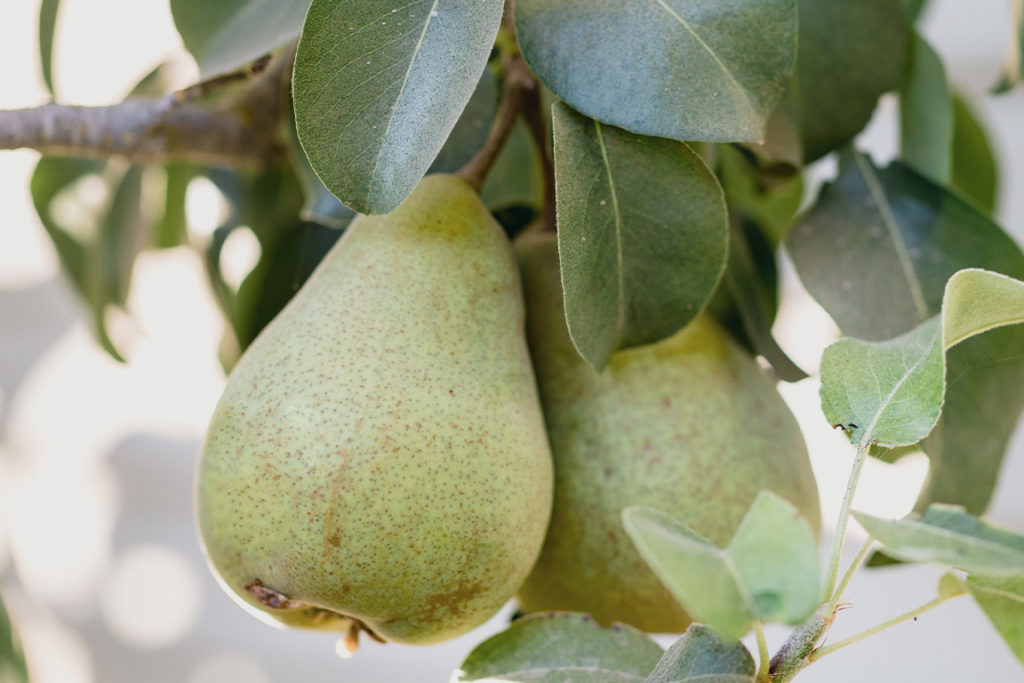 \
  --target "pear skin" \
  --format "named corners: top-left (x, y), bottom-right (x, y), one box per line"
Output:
top-left (514, 232), bottom-right (820, 633)
top-left (197, 175), bottom-right (553, 646)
